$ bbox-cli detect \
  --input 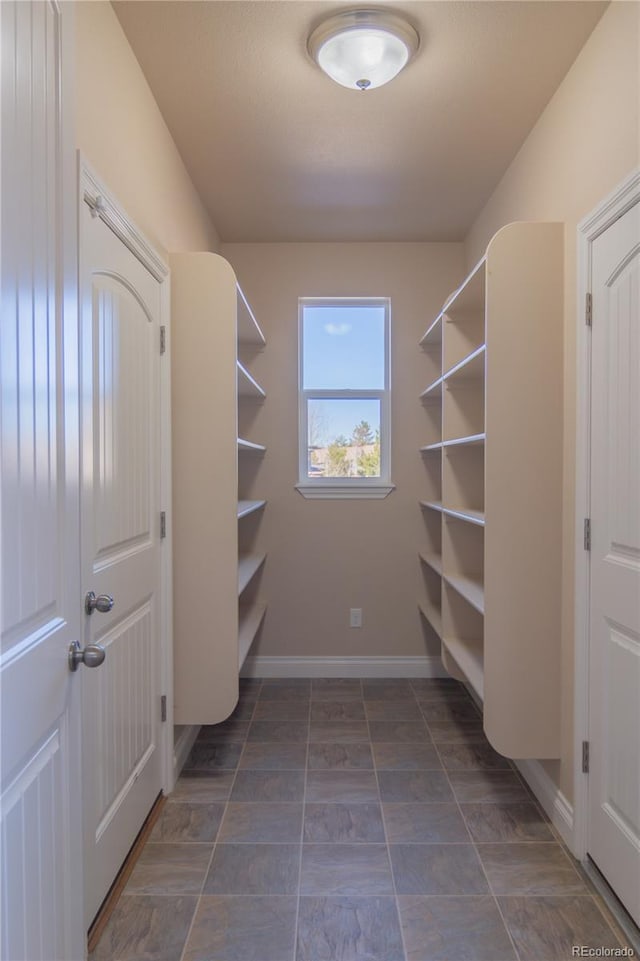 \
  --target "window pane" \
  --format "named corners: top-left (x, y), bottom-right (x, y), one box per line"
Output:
top-left (303, 304), bottom-right (385, 390)
top-left (307, 398), bottom-right (381, 478)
